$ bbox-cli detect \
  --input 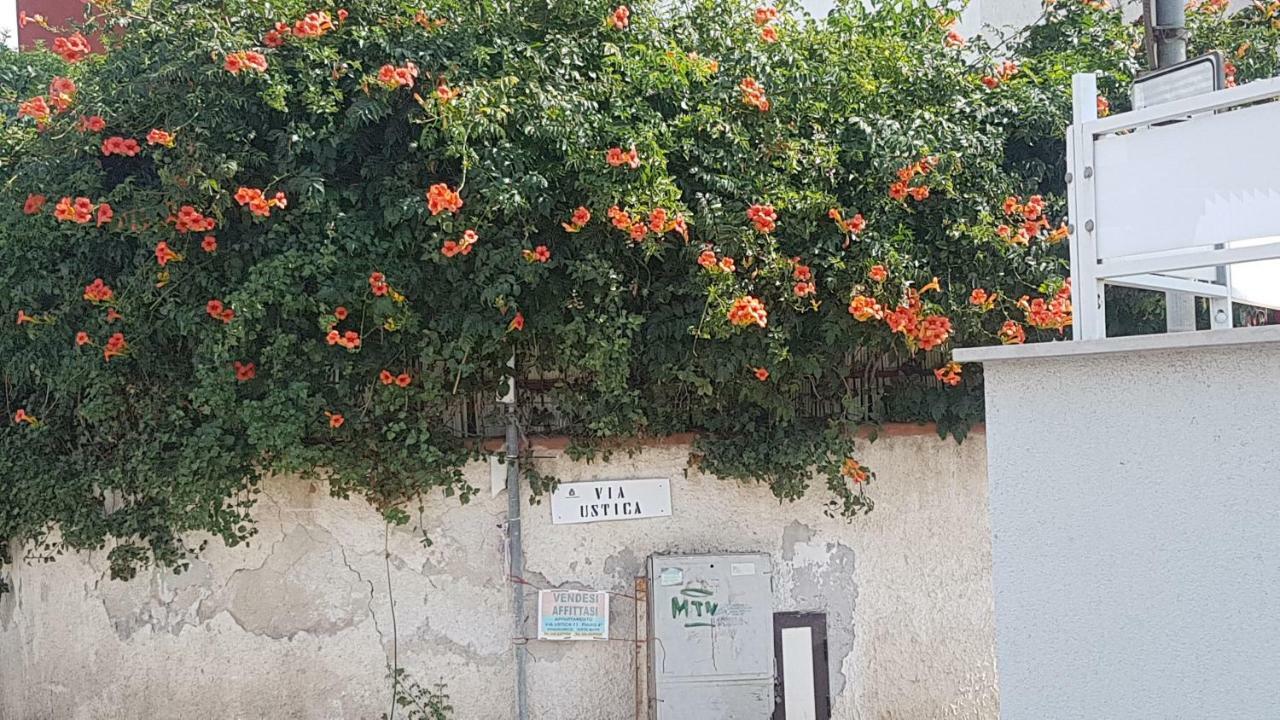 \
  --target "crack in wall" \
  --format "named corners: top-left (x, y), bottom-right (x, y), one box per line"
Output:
top-left (337, 537), bottom-right (391, 665)
top-left (191, 489), bottom-right (293, 627)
